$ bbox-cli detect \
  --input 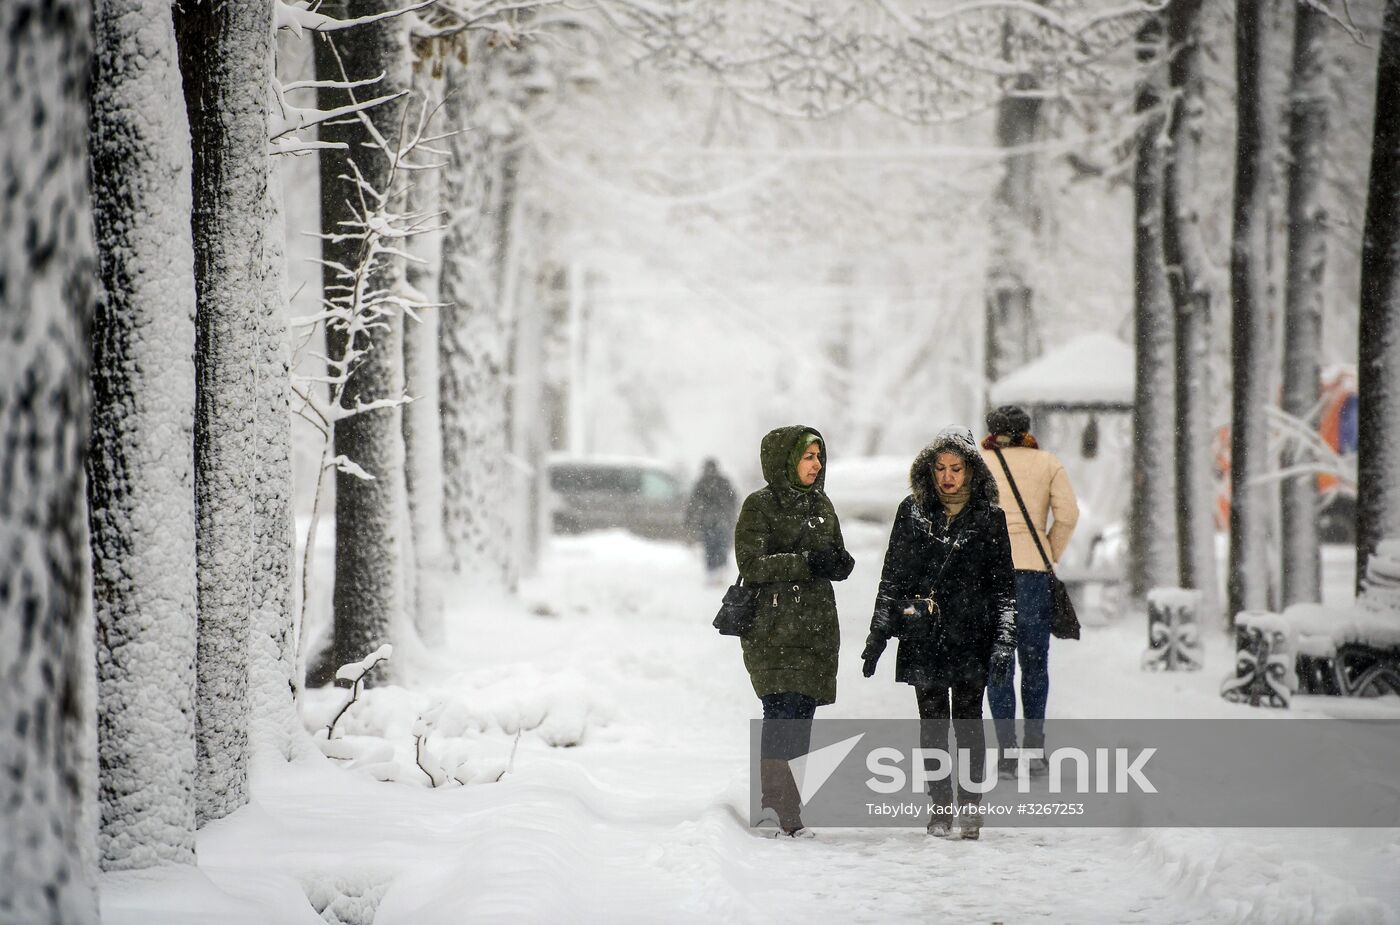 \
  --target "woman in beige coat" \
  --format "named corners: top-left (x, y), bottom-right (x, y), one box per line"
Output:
top-left (979, 405), bottom-right (1078, 776)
